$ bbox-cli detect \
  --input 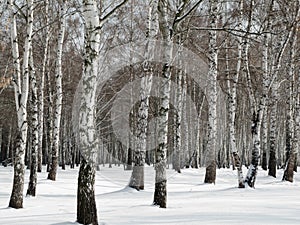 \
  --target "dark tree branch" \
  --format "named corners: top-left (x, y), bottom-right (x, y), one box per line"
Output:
top-left (174, 0), bottom-right (203, 25)
top-left (100, 0), bottom-right (128, 23)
